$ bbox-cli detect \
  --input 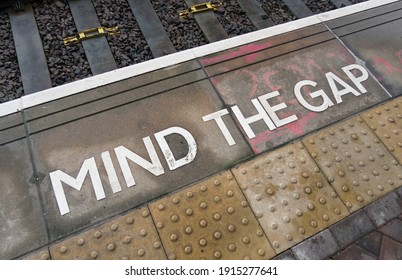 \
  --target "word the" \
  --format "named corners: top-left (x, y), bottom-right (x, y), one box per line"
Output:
top-left (203, 64), bottom-right (368, 146)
